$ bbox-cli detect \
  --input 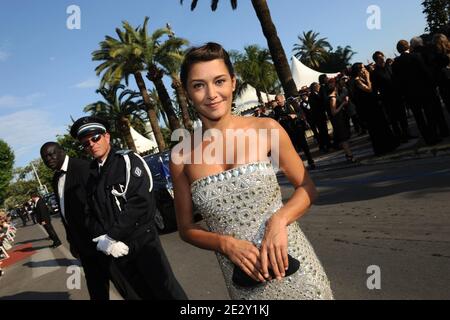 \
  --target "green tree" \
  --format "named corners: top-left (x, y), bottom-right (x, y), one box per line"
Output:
top-left (320, 45), bottom-right (357, 73)
top-left (56, 132), bottom-right (90, 160)
top-left (27, 159), bottom-right (54, 193)
top-left (4, 159), bottom-right (53, 209)
top-left (231, 45), bottom-right (280, 103)
top-left (422, 0), bottom-right (450, 33)
top-left (128, 18), bottom-right (184, 132)
top-left (85, 84), bottom-right (146, 153)
top-left (157, 24), bottom-right (194, 131)
top-left (111, 17), bottom-right (181, 132)
top-left (147, 88), bottom-right (170, 129)
top-left (293, 30), bottom-right (332, 70)
top-left (0, 139), bottom-right (14, 206)
top-left (92, 20), bottom-right (166, 151)
top-left (4, 171), bottom-right (35, 209)
top-left (181, 0), bottom-right (300, 98)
